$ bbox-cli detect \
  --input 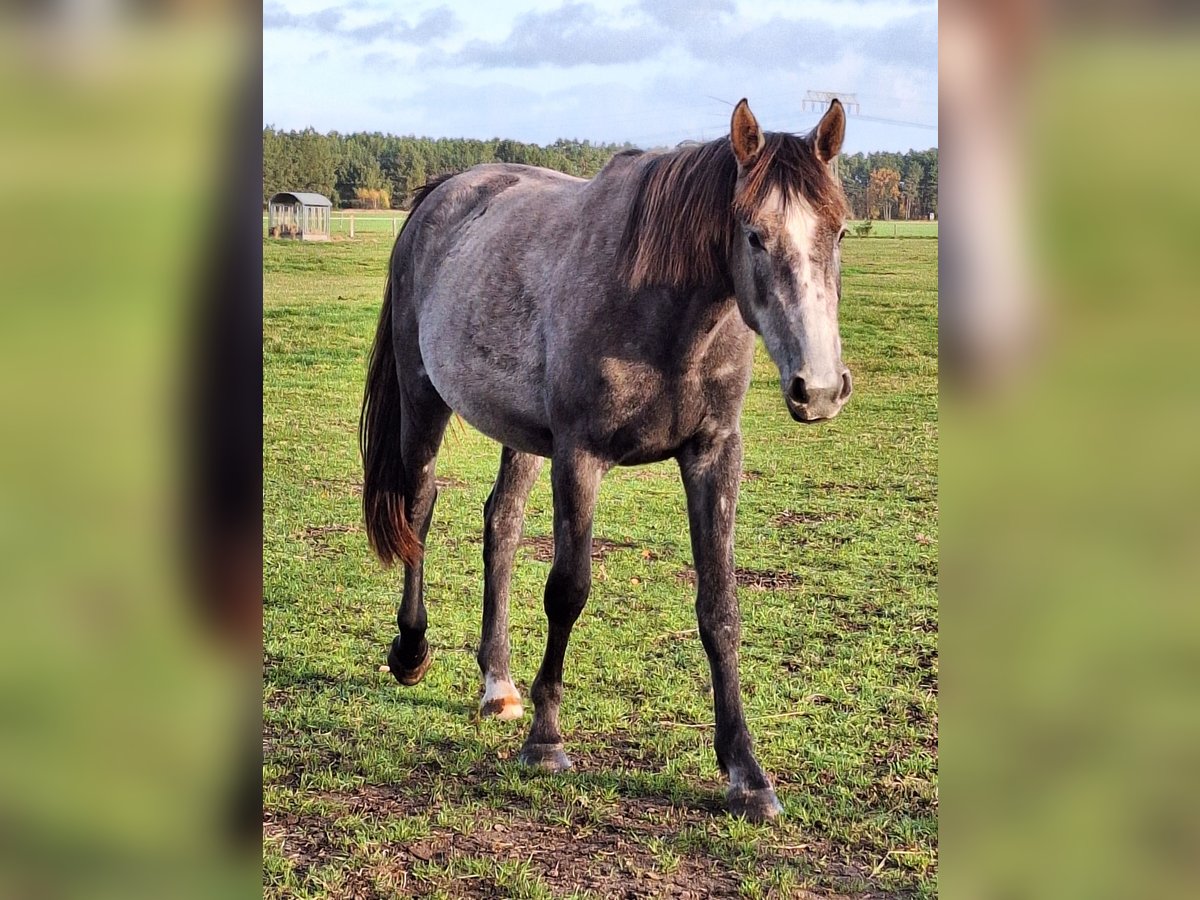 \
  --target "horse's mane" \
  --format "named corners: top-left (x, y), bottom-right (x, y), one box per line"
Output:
top-left (617, 132), bottom-right (849, 292)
